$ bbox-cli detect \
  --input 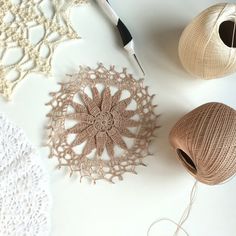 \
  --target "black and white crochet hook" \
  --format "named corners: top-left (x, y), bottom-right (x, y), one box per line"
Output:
top-left (96, 0), bottom-right (145, 76)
